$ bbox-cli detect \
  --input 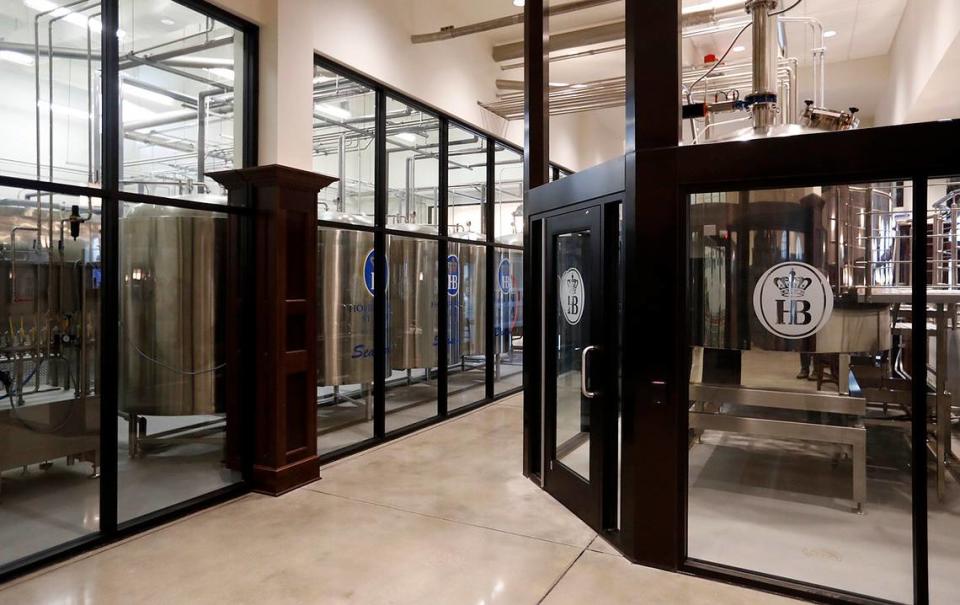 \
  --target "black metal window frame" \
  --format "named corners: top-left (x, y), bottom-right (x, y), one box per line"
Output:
top-left (0, 0), bottom-right (259, 584)
top-left (518, 1), bottom-right (960, 604)
top-left (312, 54), bottom-right (532, 464)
